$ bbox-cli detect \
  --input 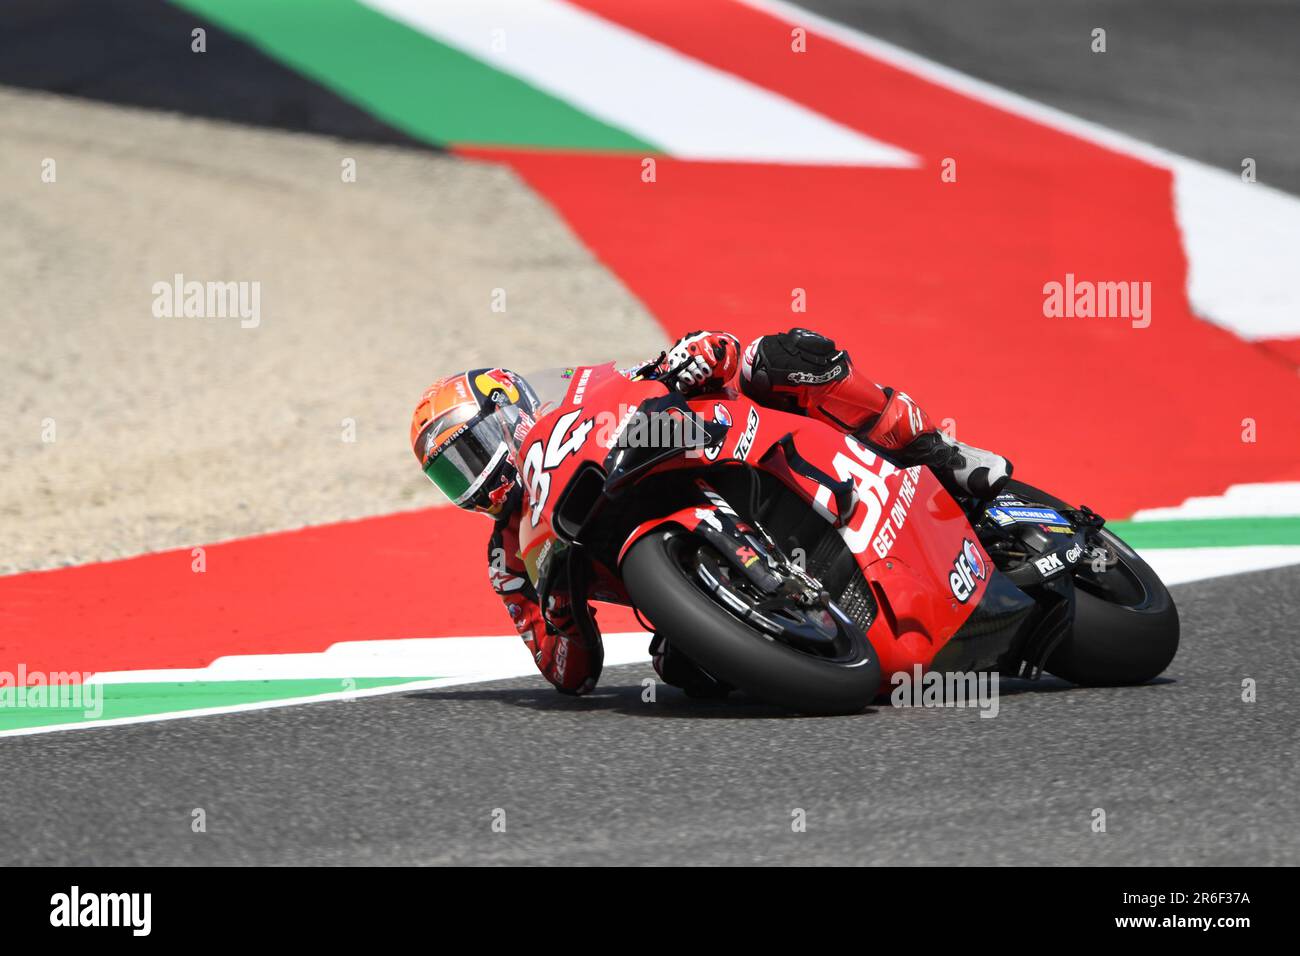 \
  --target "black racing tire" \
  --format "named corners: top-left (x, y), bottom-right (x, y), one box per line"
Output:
top-left (622, 531), bottom-right (881, 715)
top-left (1002, 480), bottom-right (1180, 685)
